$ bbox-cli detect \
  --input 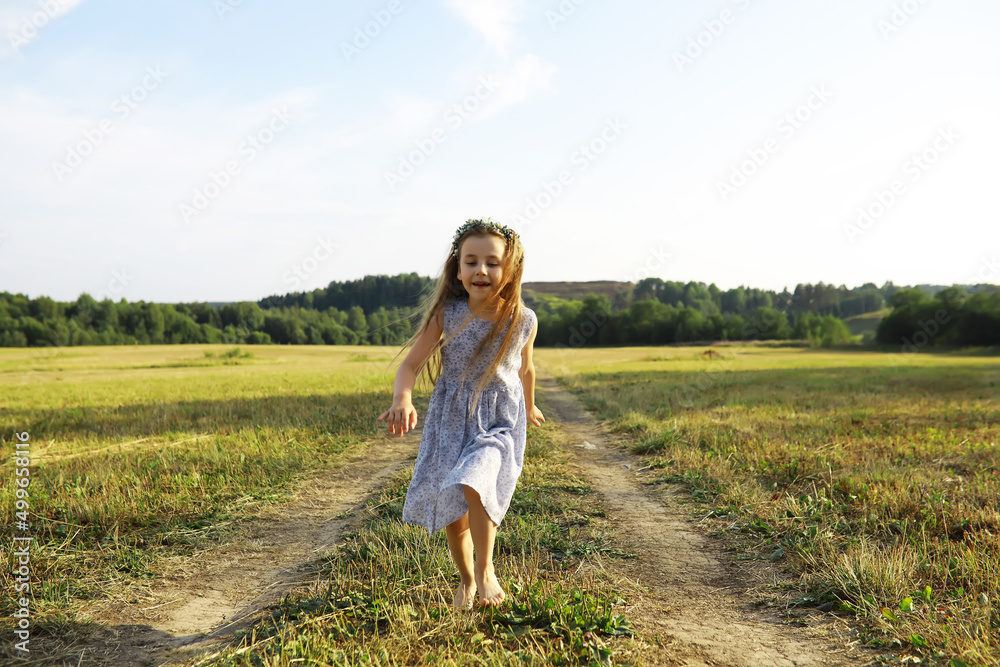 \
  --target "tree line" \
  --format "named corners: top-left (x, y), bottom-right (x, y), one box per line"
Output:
top-left (631, 279), bottom-right (889, 319)
top-left (265, 274), bottom-right (897, 320)
top-left (1, 274), bottom-right (996, 348)
top-left (875, 287), bottom-right (1000, 348)
top-left (0, 294), bottom-right (411, 348)
top-left (535, 294), bottom-right (854, 348)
